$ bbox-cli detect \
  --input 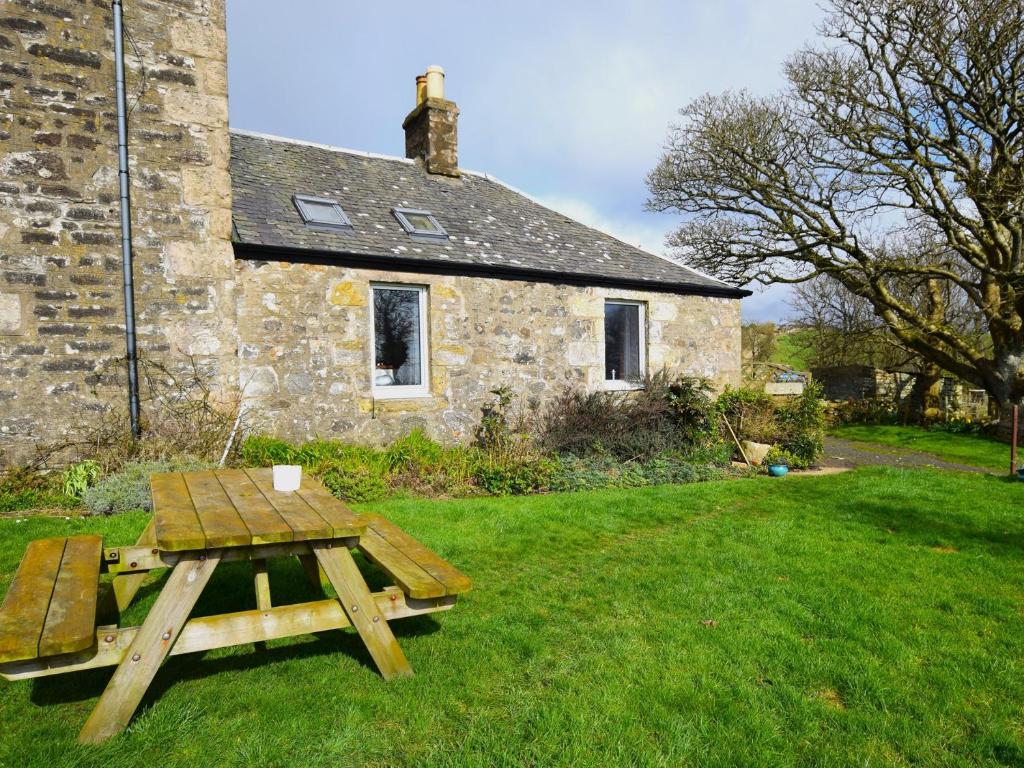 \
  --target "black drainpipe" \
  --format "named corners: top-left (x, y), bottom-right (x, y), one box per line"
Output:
top-left (112, 0), bottom-right (141, 439)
